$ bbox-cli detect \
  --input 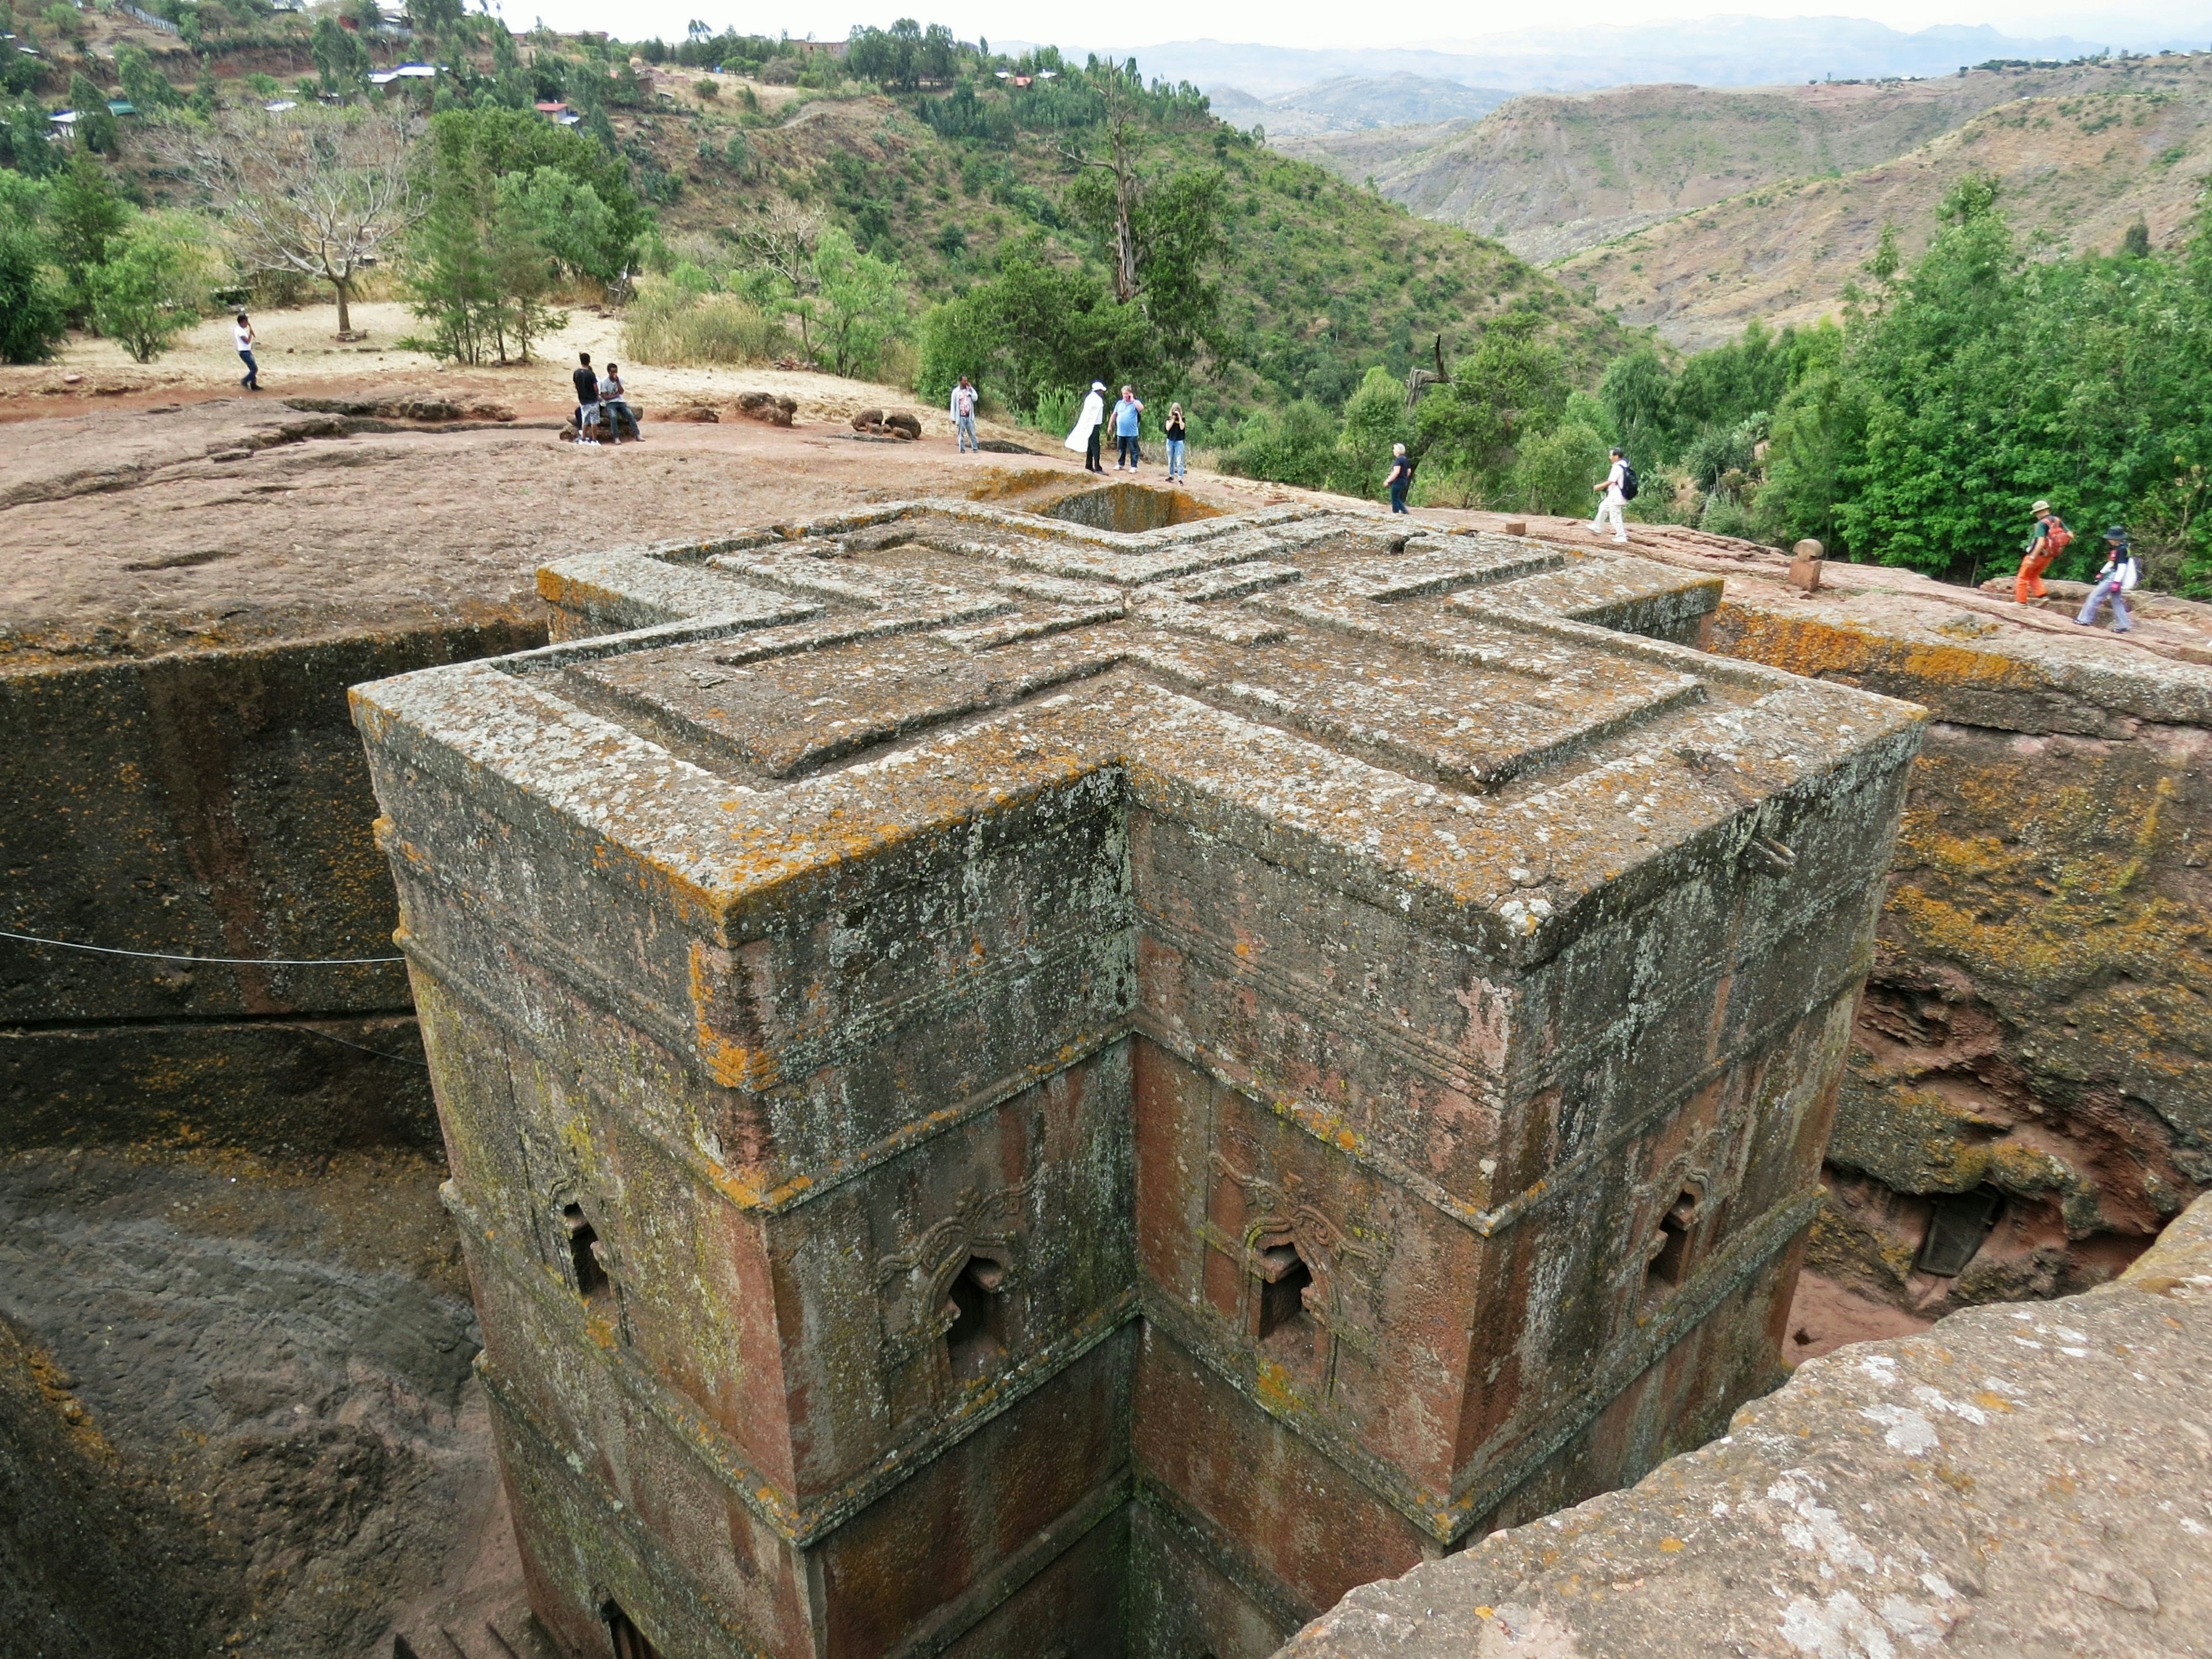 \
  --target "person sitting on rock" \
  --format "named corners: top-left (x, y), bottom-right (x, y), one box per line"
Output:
top-left (597, 364), bottom-right (641, 442)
